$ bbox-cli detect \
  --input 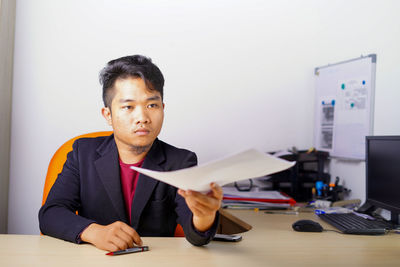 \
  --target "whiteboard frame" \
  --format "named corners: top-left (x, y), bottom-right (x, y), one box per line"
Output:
top-left (313, 54), bottom-right (376, 160)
